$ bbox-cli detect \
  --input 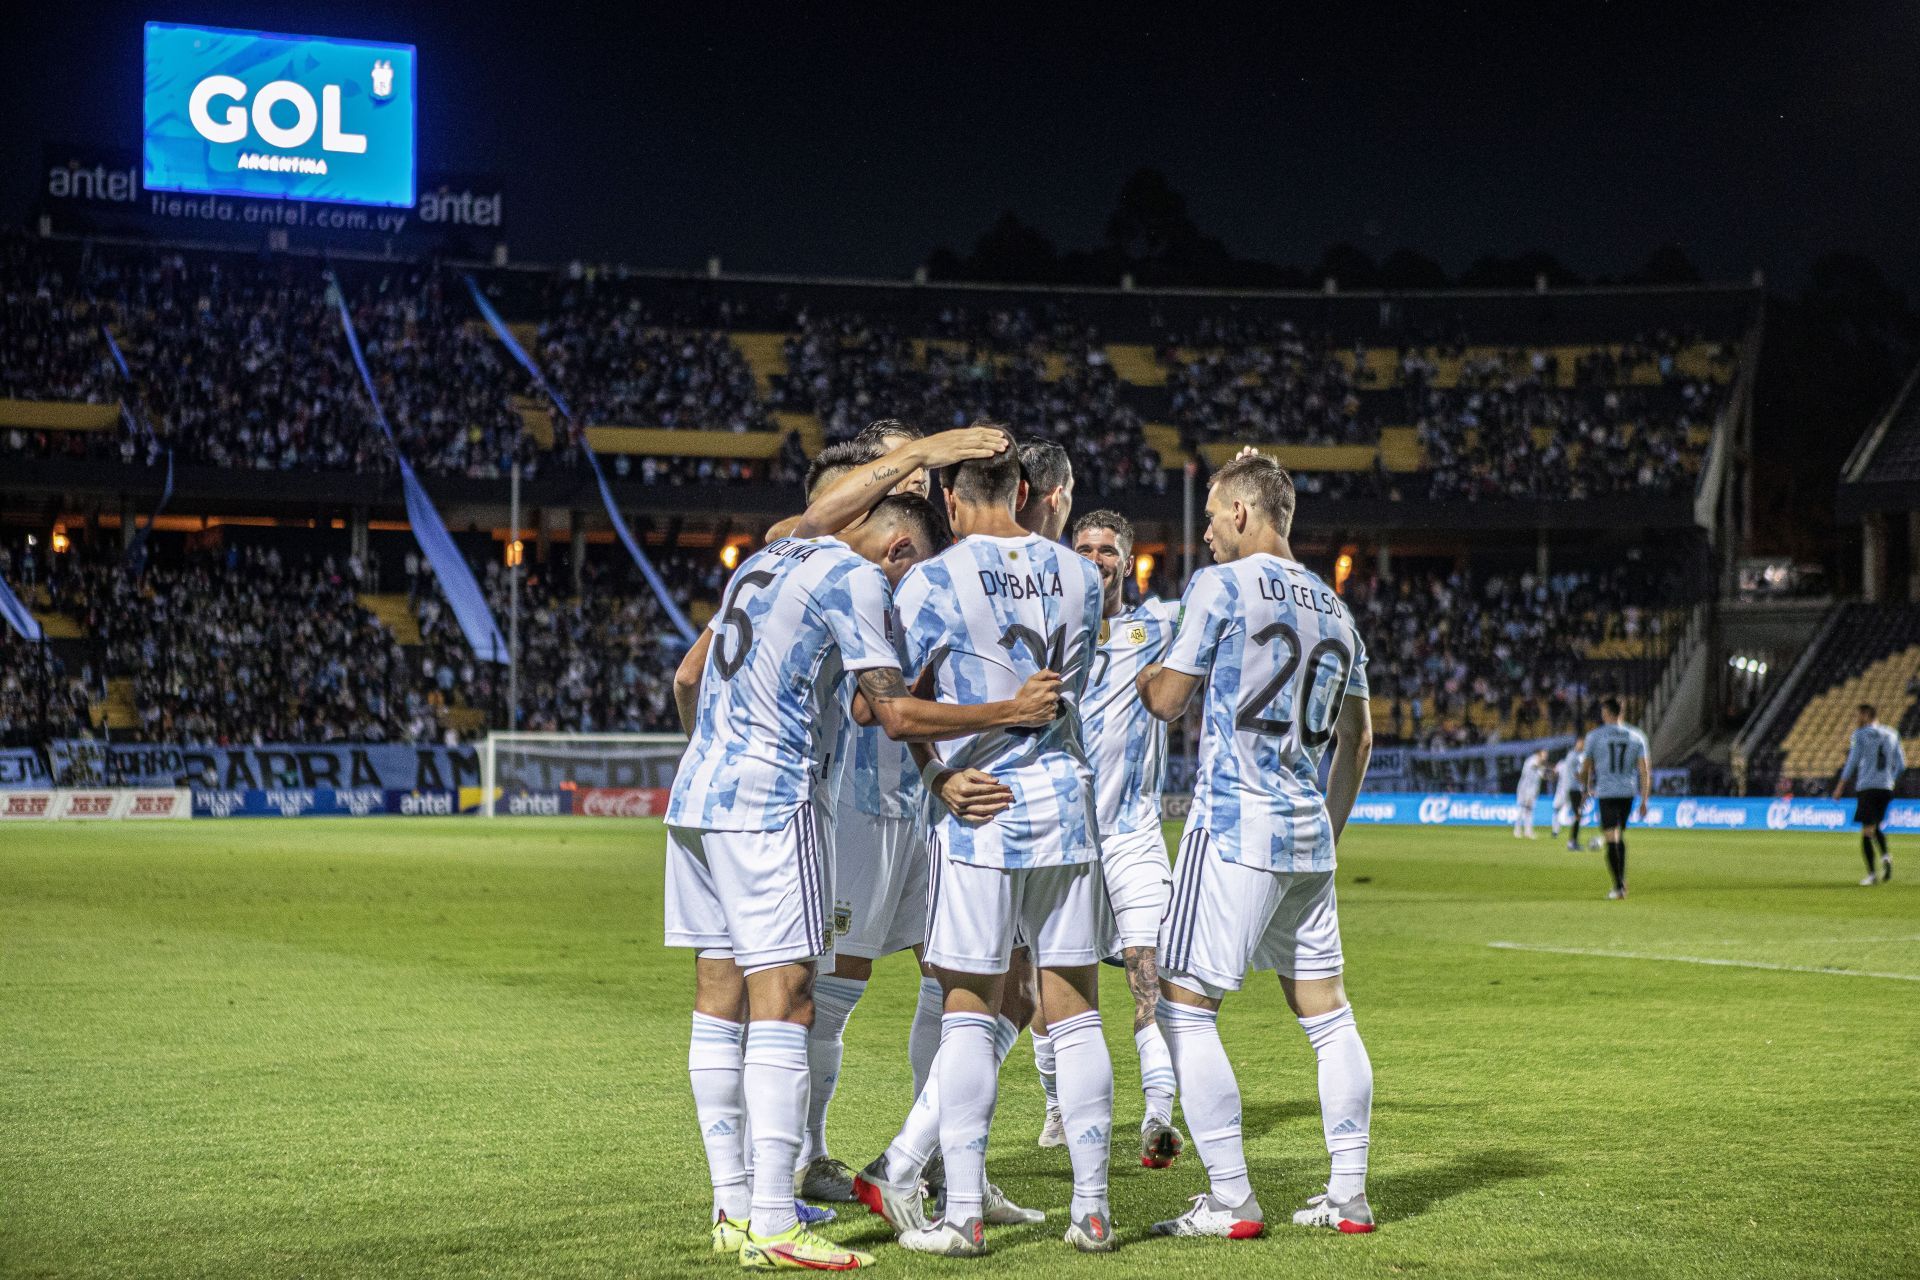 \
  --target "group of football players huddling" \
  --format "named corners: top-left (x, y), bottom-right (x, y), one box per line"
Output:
top-left (666, 421), bottom-right (1378, 1268)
